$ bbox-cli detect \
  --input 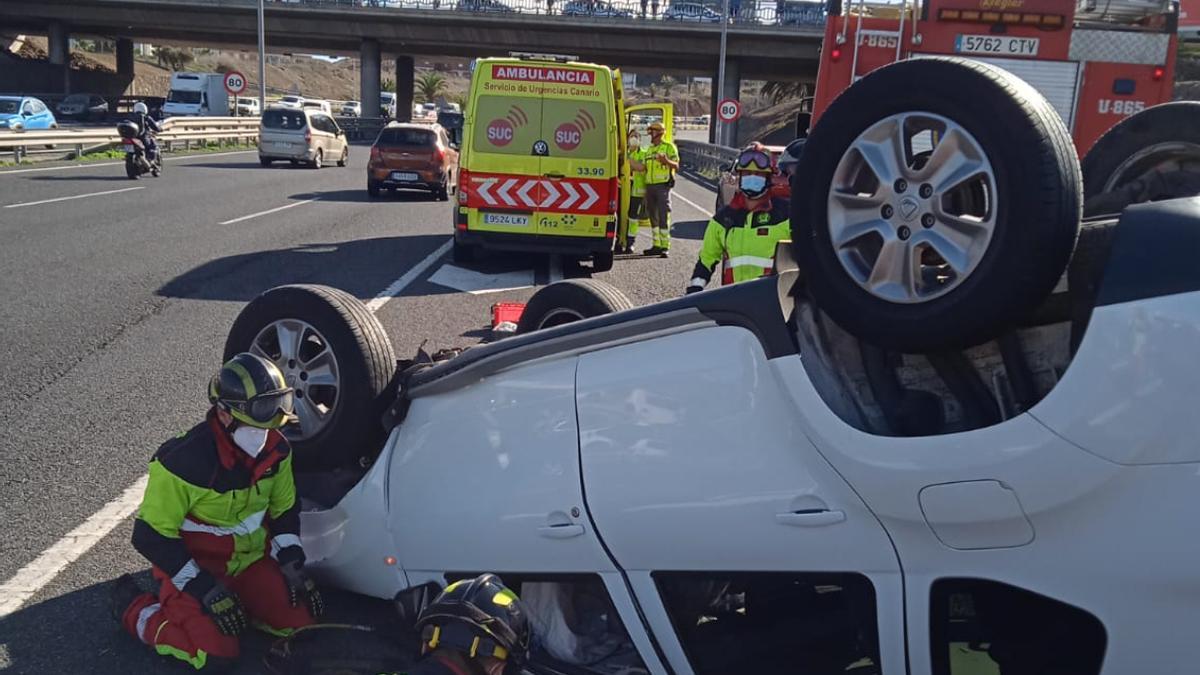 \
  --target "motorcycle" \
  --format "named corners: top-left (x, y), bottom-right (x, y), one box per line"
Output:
top-left (116, 120), bottom-right (161, 180)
